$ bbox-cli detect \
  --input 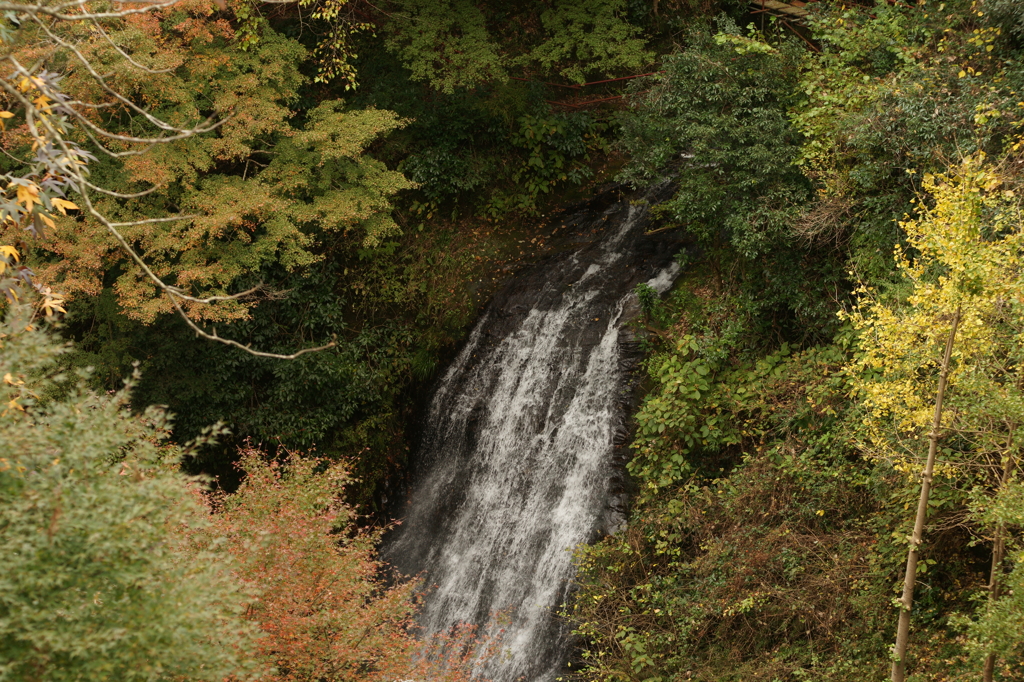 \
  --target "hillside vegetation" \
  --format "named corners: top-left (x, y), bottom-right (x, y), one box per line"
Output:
top-left (1, 0), bottom-right (1024, 679)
